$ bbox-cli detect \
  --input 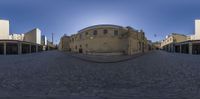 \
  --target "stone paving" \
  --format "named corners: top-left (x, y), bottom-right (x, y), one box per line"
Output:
top-left (0, 51), bottom-right (200, 99)
top-left (67, 52), bottom-right (144, 63)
